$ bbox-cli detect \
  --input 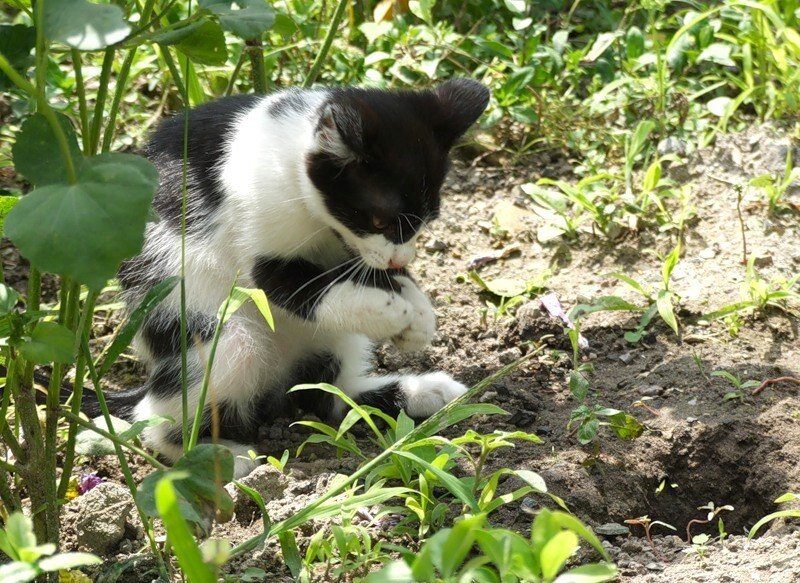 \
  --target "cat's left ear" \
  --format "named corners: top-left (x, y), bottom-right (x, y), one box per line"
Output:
top-left (314, 101), bottom-right (363, 163)
top-left (432, 78), bottom-right (490, 149)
